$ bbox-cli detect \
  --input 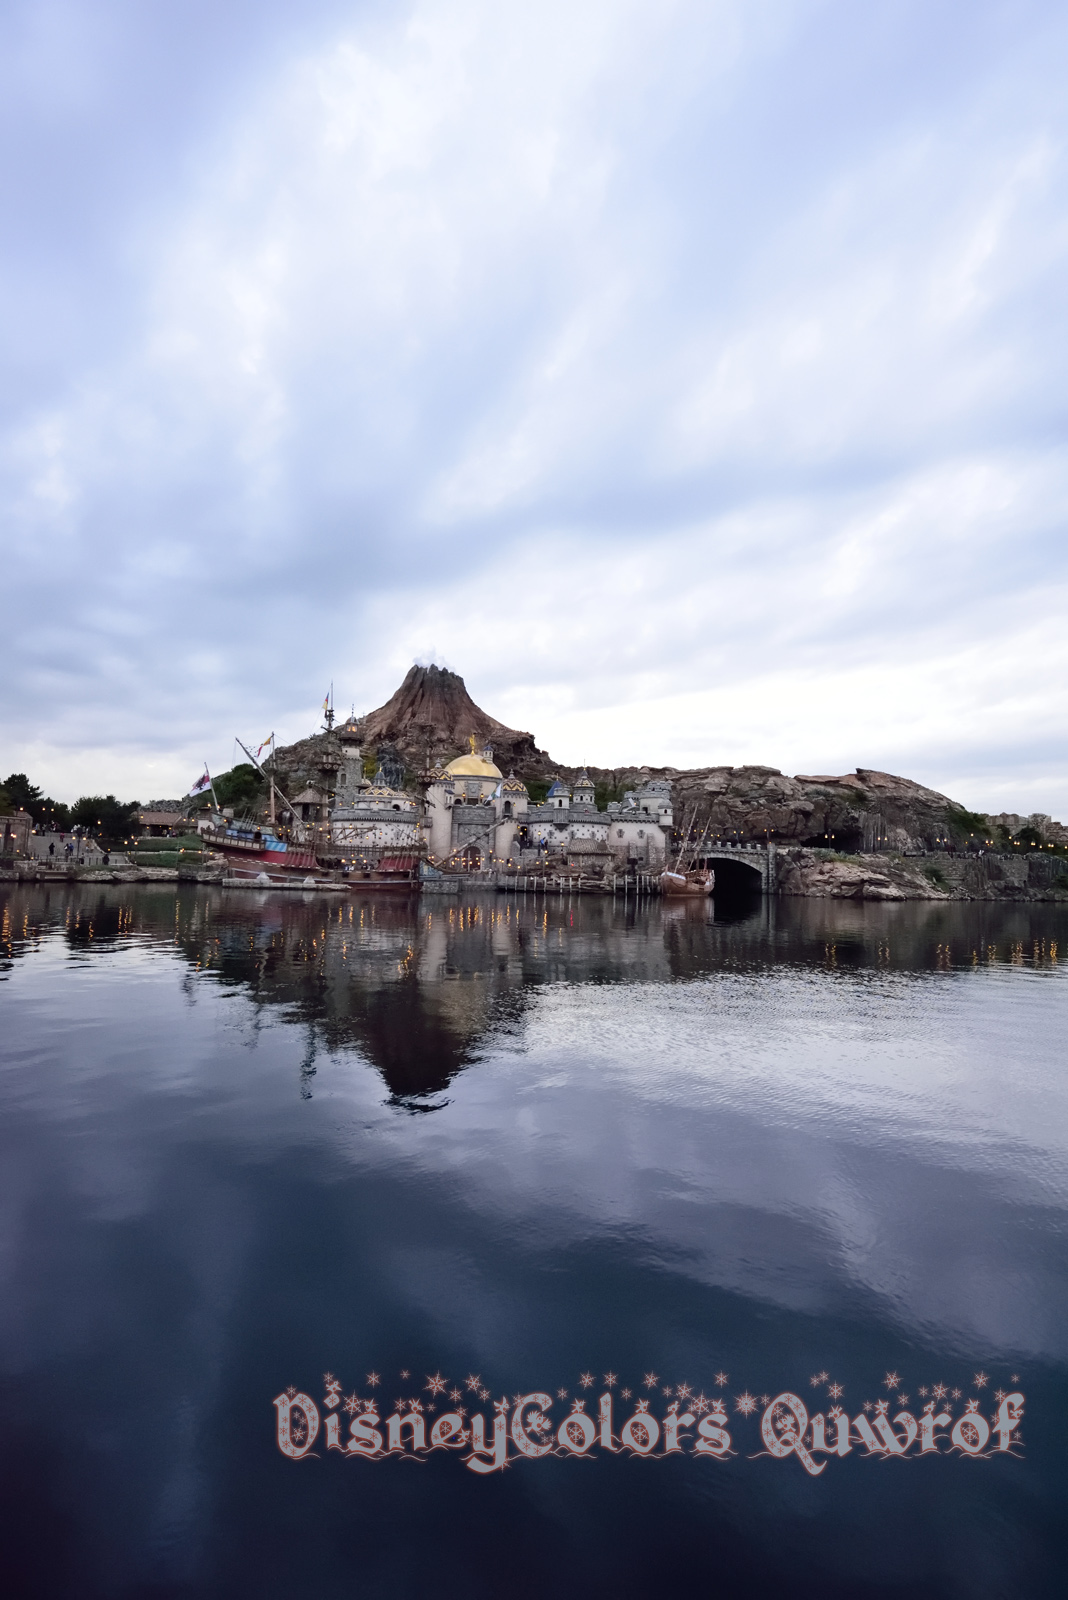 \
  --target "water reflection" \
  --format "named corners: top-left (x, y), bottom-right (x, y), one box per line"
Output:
top-left (2, 882), bottom-right (1068, 1599)
top-left (2, 884), bottom-right (1065, 1111)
